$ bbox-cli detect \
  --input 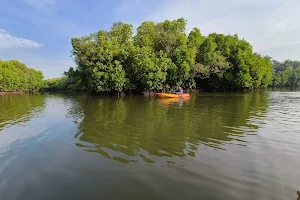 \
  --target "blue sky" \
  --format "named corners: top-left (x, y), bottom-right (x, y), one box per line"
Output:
top-left (1, 0), bottom-right (300, 78)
